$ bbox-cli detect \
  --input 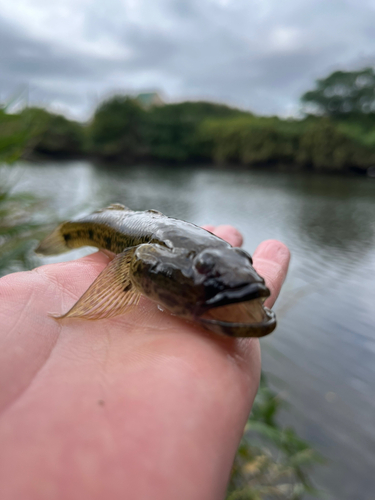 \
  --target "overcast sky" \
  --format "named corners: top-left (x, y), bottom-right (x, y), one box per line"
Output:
top-left (1, 0), bottom-right (375, 120)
